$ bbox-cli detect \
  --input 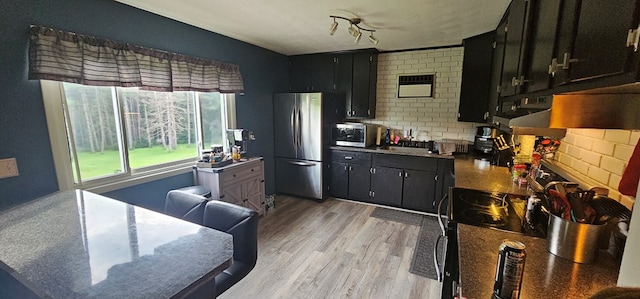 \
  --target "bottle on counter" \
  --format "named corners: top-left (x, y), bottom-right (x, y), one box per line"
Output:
top-left (385, 129), bottom-right (391, 145)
